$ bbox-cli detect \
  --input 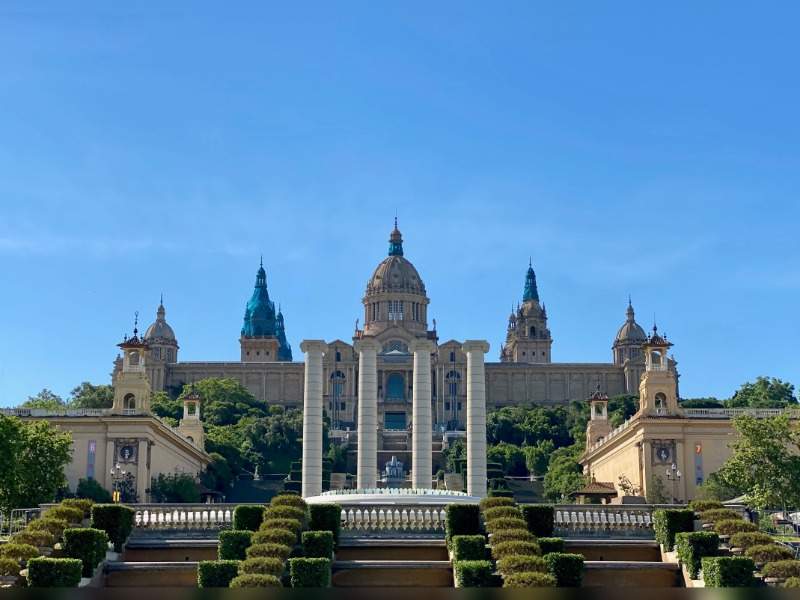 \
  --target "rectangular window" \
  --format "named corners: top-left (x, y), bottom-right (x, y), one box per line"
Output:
top-left (444, 402), bottom-right (451, 411)
top-left (340, 402), bottom-right (346, 411)
top-left (388, 300), bottom-right (404, 321)
top-left (87, 440), bottom-right (96, 479)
